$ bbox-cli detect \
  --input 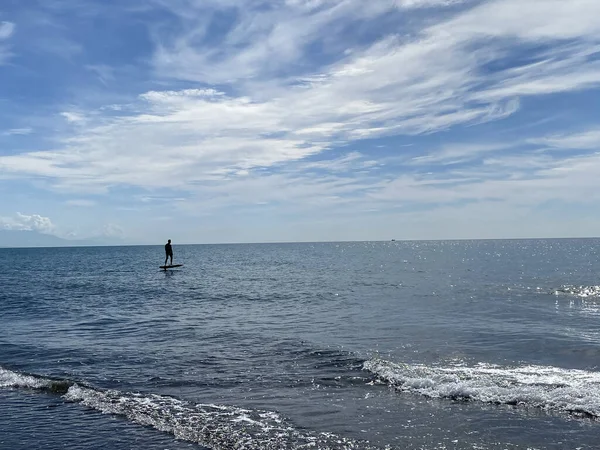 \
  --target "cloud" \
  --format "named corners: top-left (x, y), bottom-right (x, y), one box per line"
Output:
top-left (395, 0), bottom-right (466, 8)
top-left (65, 199), bottom-right (96, 207)
top-left (101, 223), bottom-right (124, 238)
top-left (0, 213), bottom-right (55, 234)
top-left (0, 21), bottom-right (15, 64)
top-left (435, 0), bottom-right (600, 41)
top-left (299, 152), bottom-right (375, 172)
top-left (1, 0), bottom-right (600, 221)
top-left (369, 147), bottom-right (600, 209)
top-left (166, 138), bottom-right (600, 220)
top-left (85, 64), bottom-right (115, 86)
top-left (530, 128), bottom-right (600, 150)
top-left (2, 128), bottom-right (33, 136)
top-left (408, 142), bottom-right (514, 165)
top-left (60, 112), bottom-right (86, 123)
top-left (151, 0), bottom-right (465, 84)
top-left (0, 21), bottom-right (15, 39)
